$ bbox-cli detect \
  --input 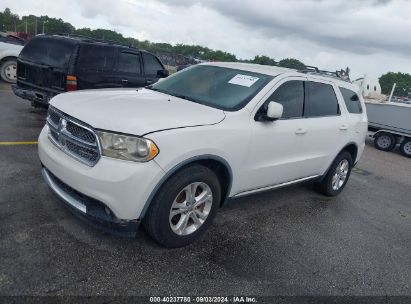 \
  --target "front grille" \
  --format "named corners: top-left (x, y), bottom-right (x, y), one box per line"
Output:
top-left (46, 106), bottom-right (101, 166)
top-left (65, 121), bottom-right (96, 144)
